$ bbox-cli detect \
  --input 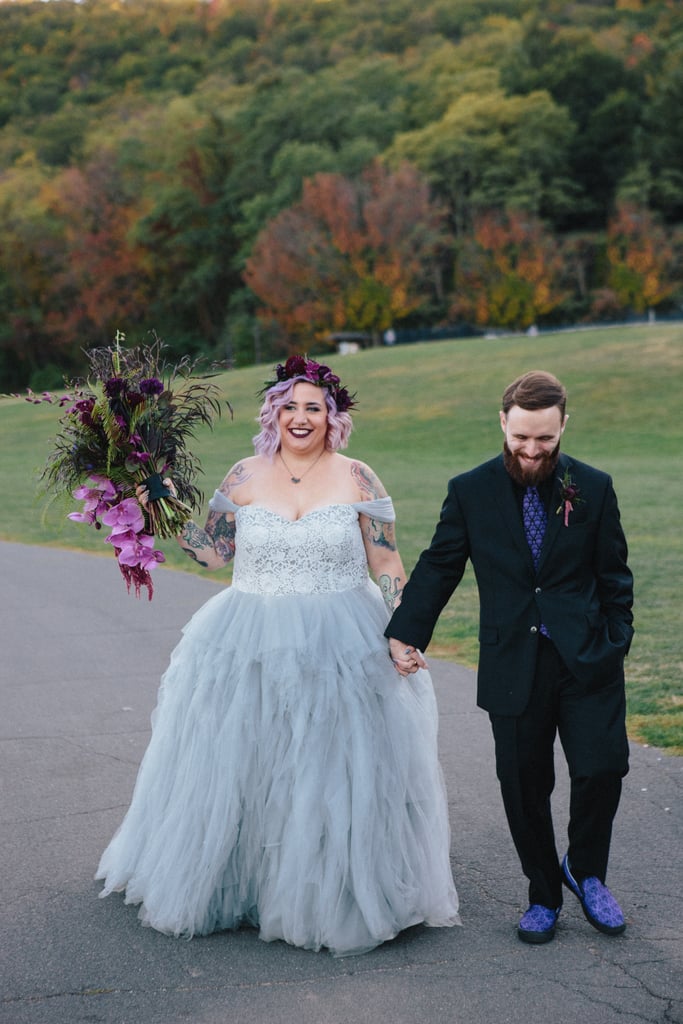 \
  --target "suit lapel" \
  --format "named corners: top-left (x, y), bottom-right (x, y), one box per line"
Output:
top-left (536, 453), bottom-right (572, 571)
